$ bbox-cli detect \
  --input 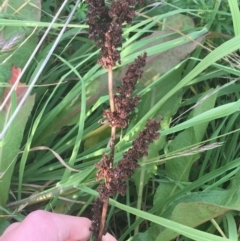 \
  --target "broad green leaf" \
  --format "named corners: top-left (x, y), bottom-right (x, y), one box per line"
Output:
top-left (0, 219), bottom-right (9, 235)
top-left (150, 170), bottom-right (240, 241)
top-left (167, 89), bottom-right (217, 181)
top-left (162, 13), bottom-right (195, 31)
top-left (154, 89), bottom-right (217, 209)
top-left (0, 0), bottom-right (40, 92)
top-left (80, 186), bottom-right (233, 241)
top-left (134, 170), bottom-right (240, 241)
top-left (0, 67), bottom-right (35, 208)
top-left (147, 89), bottom-right (217, 240)
top-left (150, 195), bottom-right (229, 241)
top-left (127, 233), bottom-right (149, 241)
top-left (0, 96), bottom-right (35, 207)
